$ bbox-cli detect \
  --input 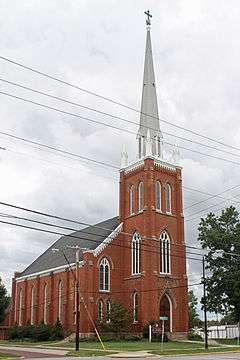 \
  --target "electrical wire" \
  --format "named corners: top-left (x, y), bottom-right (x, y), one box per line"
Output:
top-left (2, 90), bottom-right (240, 167)
top-left (0, 55), bottom-right (239, 153)
top-left (2, 77), bottom-right (240, 160)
